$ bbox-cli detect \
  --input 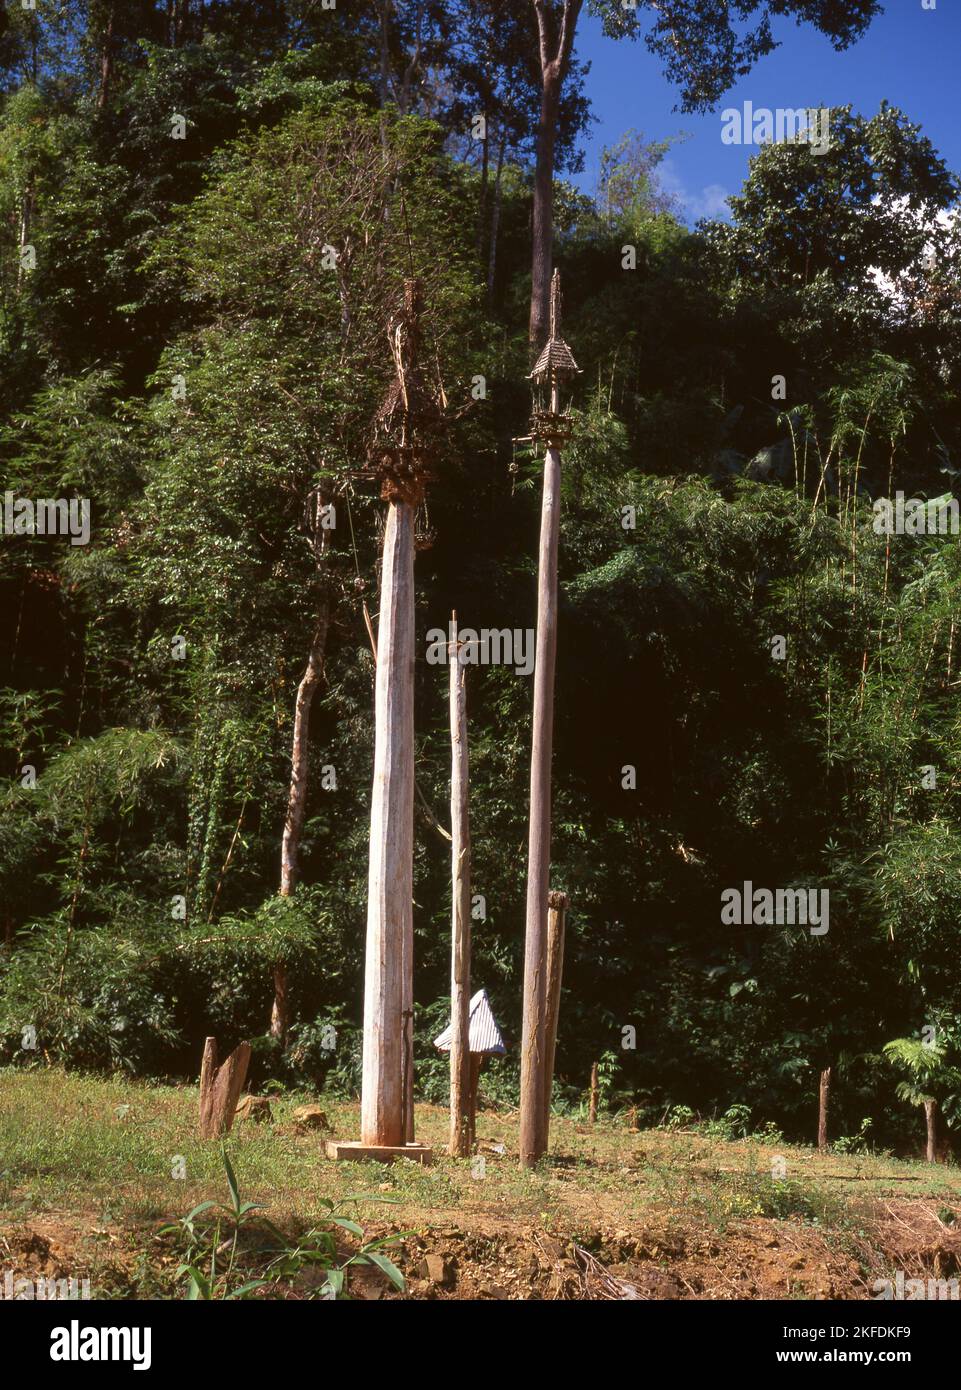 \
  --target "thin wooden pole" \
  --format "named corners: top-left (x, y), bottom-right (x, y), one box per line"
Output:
top-left (469, 1052), bottom-right (483, 1148)
top-left (519, 392), bottom-right (562, 1168)
top-left (588, 1060), bottom-right (599, 1125)
top-left (817, 1066), bottom-right (831, 1151)
top-left (449, 613), bottom-right (472, 1157)
top-left (542, 890), bottom-right (567, 1136)
top-left (360, 499), bottom-right (415, 1148)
